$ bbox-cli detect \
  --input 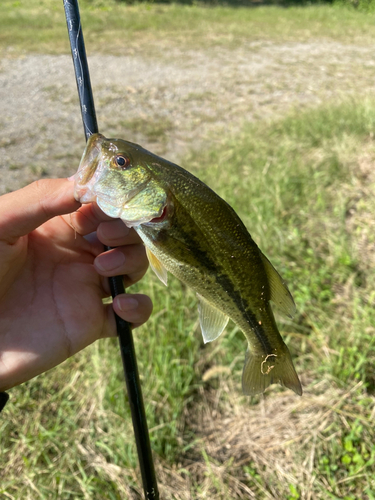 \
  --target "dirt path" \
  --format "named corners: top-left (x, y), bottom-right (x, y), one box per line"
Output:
top-left (1, 40), bottom-right (375, 194)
